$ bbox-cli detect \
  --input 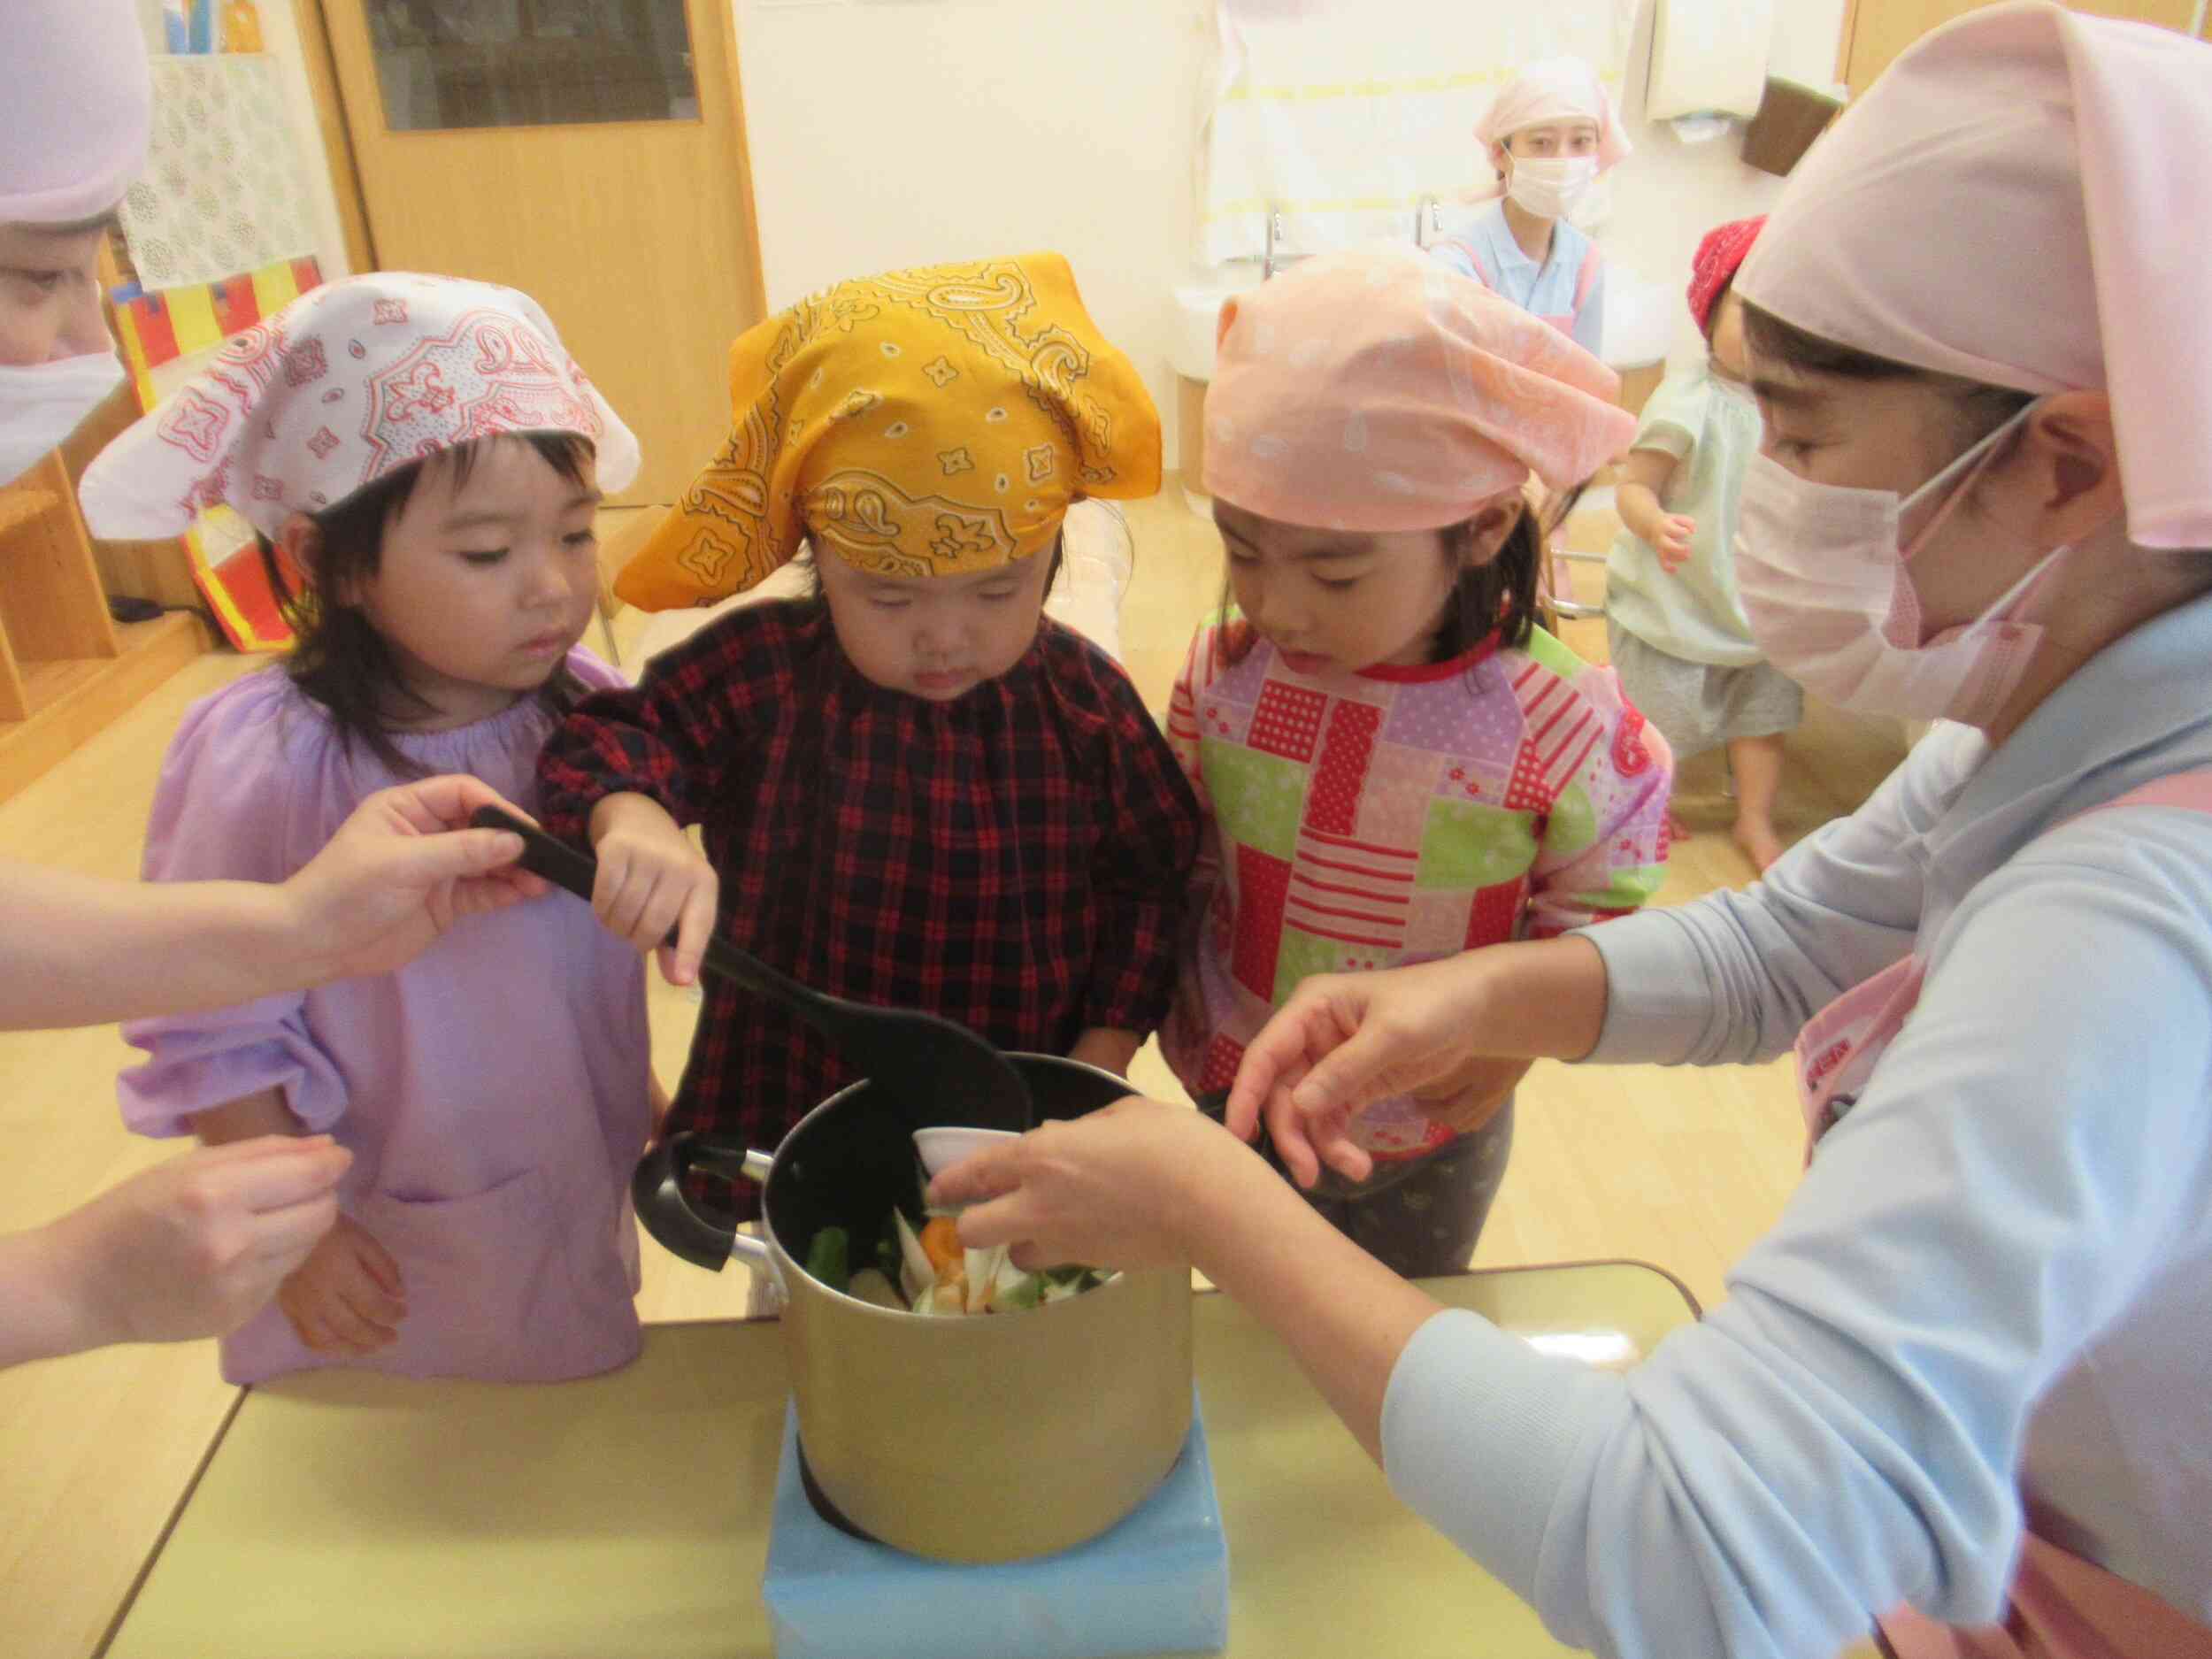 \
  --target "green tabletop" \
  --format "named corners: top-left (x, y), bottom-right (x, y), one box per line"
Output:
top-left (103, 1262), bottom-right (1696, 1659)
